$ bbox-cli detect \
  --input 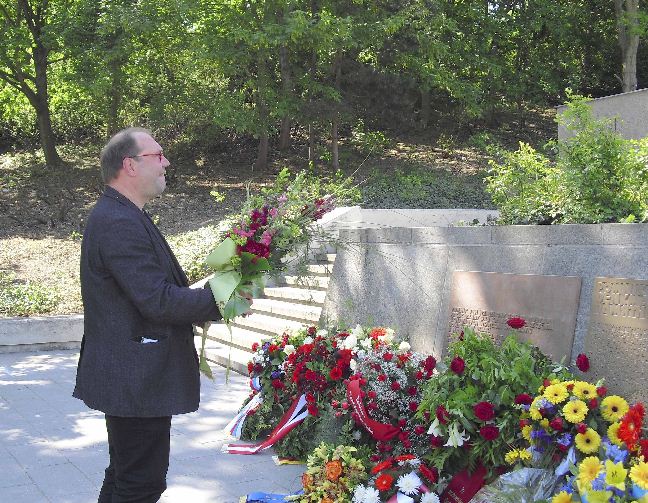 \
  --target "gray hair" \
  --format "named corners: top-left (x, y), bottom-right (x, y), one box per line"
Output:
top-left (99, 127), bottom-right (152, 183)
